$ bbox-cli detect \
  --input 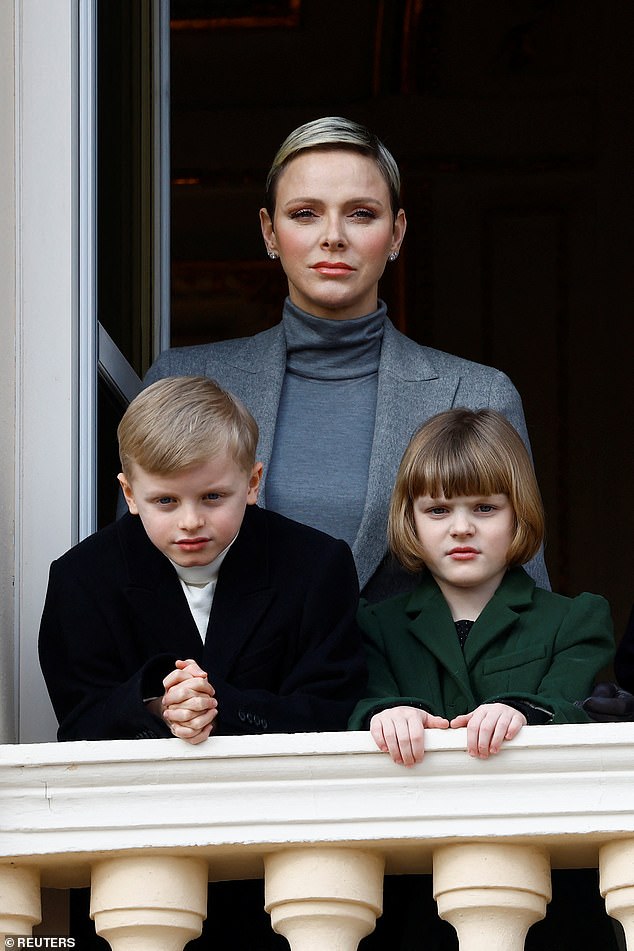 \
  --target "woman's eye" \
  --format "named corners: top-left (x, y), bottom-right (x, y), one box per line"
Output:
top-left (350, 208), bottom-right (376, 219)
top-left (290, 208), bottom-right (316, 219)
